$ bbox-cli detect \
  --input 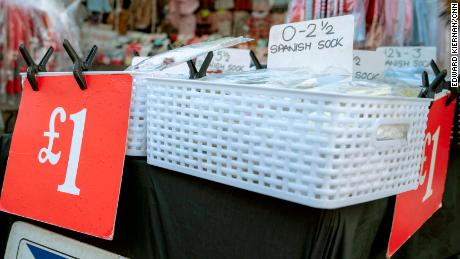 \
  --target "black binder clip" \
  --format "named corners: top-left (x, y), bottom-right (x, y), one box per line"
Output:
top-left (18, 43), bottom-right (53, 91)
top-left (188, 52), bottom-right (213, 79)
top-left (250, 50), bottom-right (266, 70)
top-left (63, 39), bottom-right (97, 90)
top-left (418, 69), bottom-right (447, 99)
top-left (166, 44), bottom-right (212, 79)
top-left (430, 60), bottom-right (457, 106)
